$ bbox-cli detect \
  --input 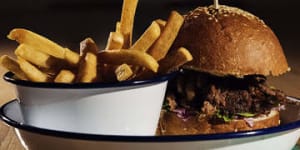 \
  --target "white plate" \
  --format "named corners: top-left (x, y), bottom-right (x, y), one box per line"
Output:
top-left (1, 97), bottom-right (300, 150)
